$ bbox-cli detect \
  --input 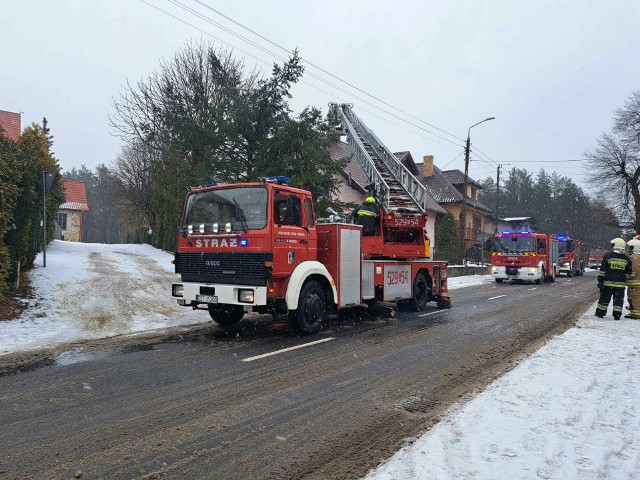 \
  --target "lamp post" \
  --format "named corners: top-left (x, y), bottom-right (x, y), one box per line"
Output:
top-left (460, 117), bottom-right (495, 266)
top-left (42, 171), bottom-right (54, 267)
